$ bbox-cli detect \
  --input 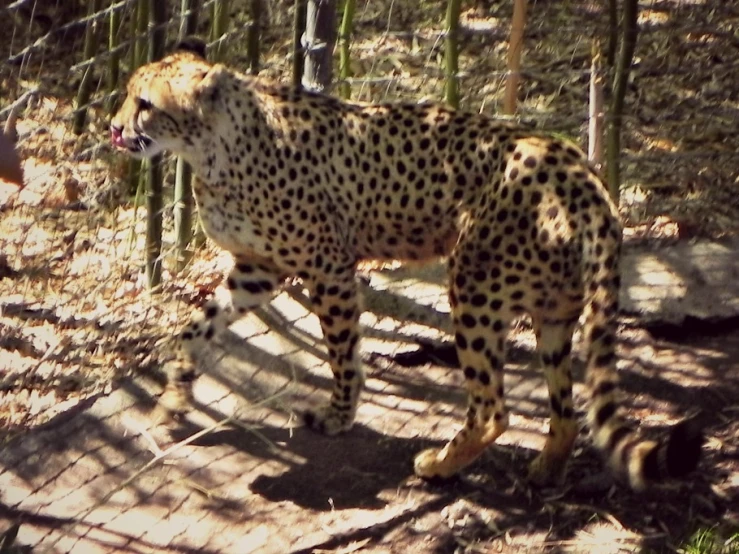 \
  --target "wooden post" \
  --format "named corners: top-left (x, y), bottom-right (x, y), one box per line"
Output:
top-left (588, 39), bottom-right (605, 172)
top-left (503, 0), bottom-right (527, 115)
top-left (302, 0), bottom-right (337, 92)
